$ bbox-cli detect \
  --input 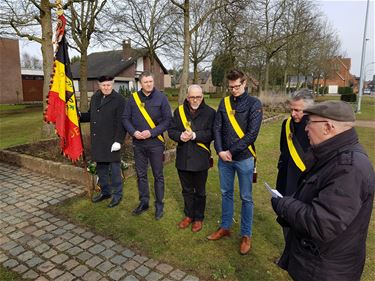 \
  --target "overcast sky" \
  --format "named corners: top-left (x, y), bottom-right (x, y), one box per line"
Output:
top-left (318, 0), bottom-right (375, 79)
top-left (19, 0), bottom-right (375, 80)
